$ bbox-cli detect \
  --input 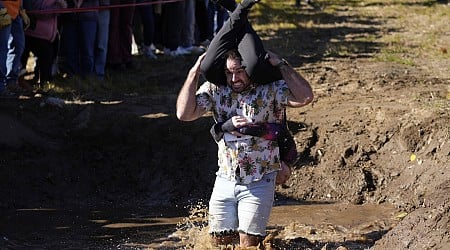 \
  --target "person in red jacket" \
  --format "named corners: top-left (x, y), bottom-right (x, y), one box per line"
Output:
top-left (0, 0), bottom-right (28, 96)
